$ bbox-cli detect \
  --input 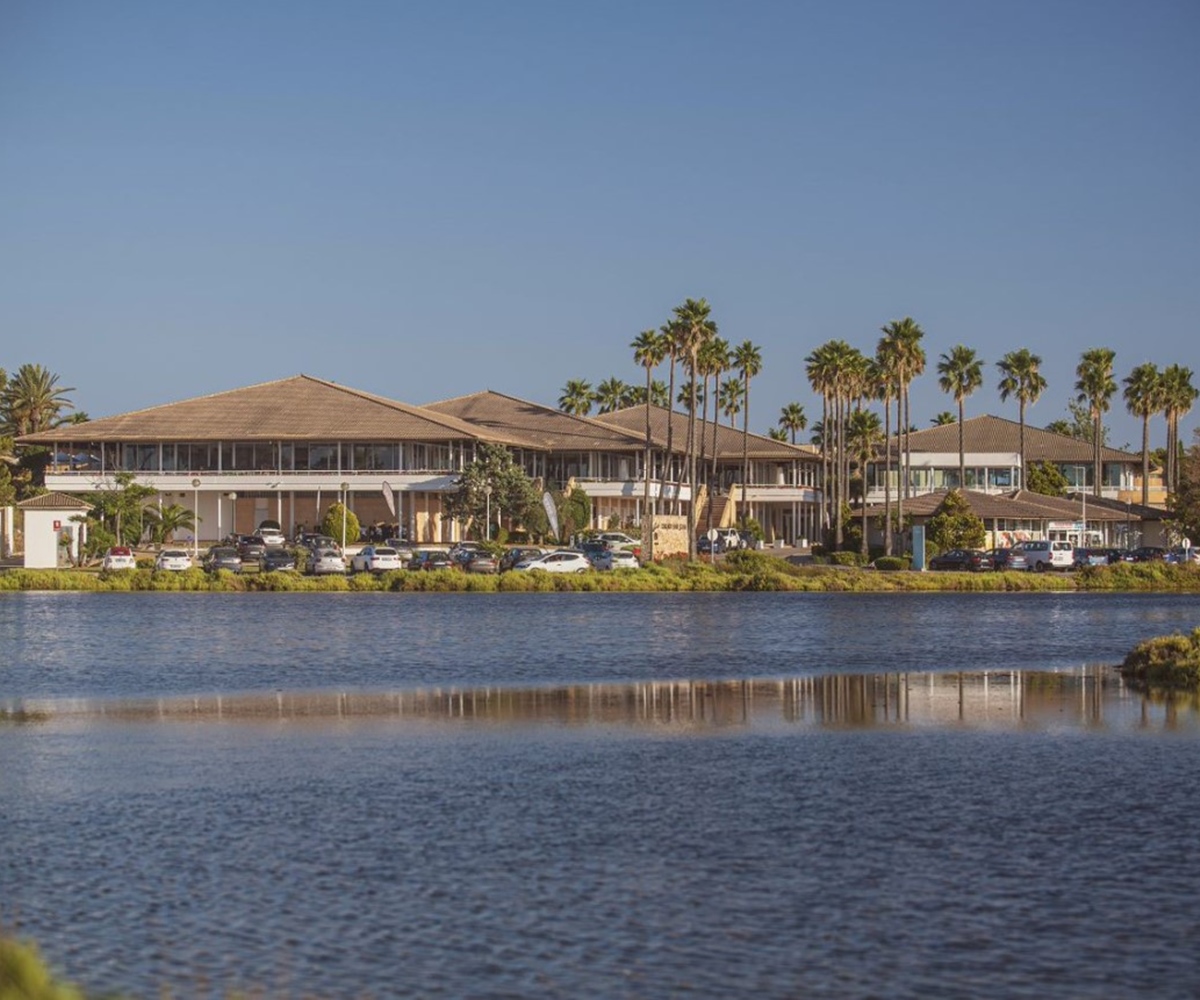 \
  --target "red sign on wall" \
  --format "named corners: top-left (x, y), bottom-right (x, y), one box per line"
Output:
top-left (53, 520), bottom-right (61, 530)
